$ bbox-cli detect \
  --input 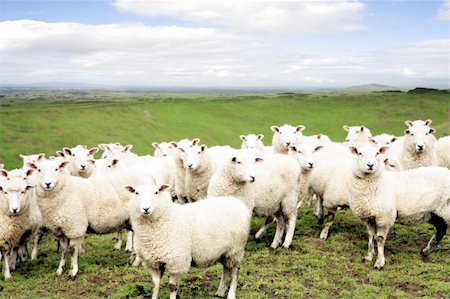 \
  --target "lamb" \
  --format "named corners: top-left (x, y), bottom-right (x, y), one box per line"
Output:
top-left (126, 184), bottom-right (251, 299)
top-left (397, 119), bottom-right (437, 169)
top-left (271, 124), bottom-right (305, 154)
top-left (343, 125), bottom-right (372, 144)
top-left (152, 141), bottom-right (175, 157)
top-left (347, 144), bottom-right (450, 269)
top-left (208, 152), bottom-right (300, 248)
top-left (28, 158), bottom-right (157, 278)
top-left (435, 136), bottom-right (450, 169)
top-left (0, 168), bottom-right (42, 279)
top-left (60, 145), bottom-right (98, 178)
